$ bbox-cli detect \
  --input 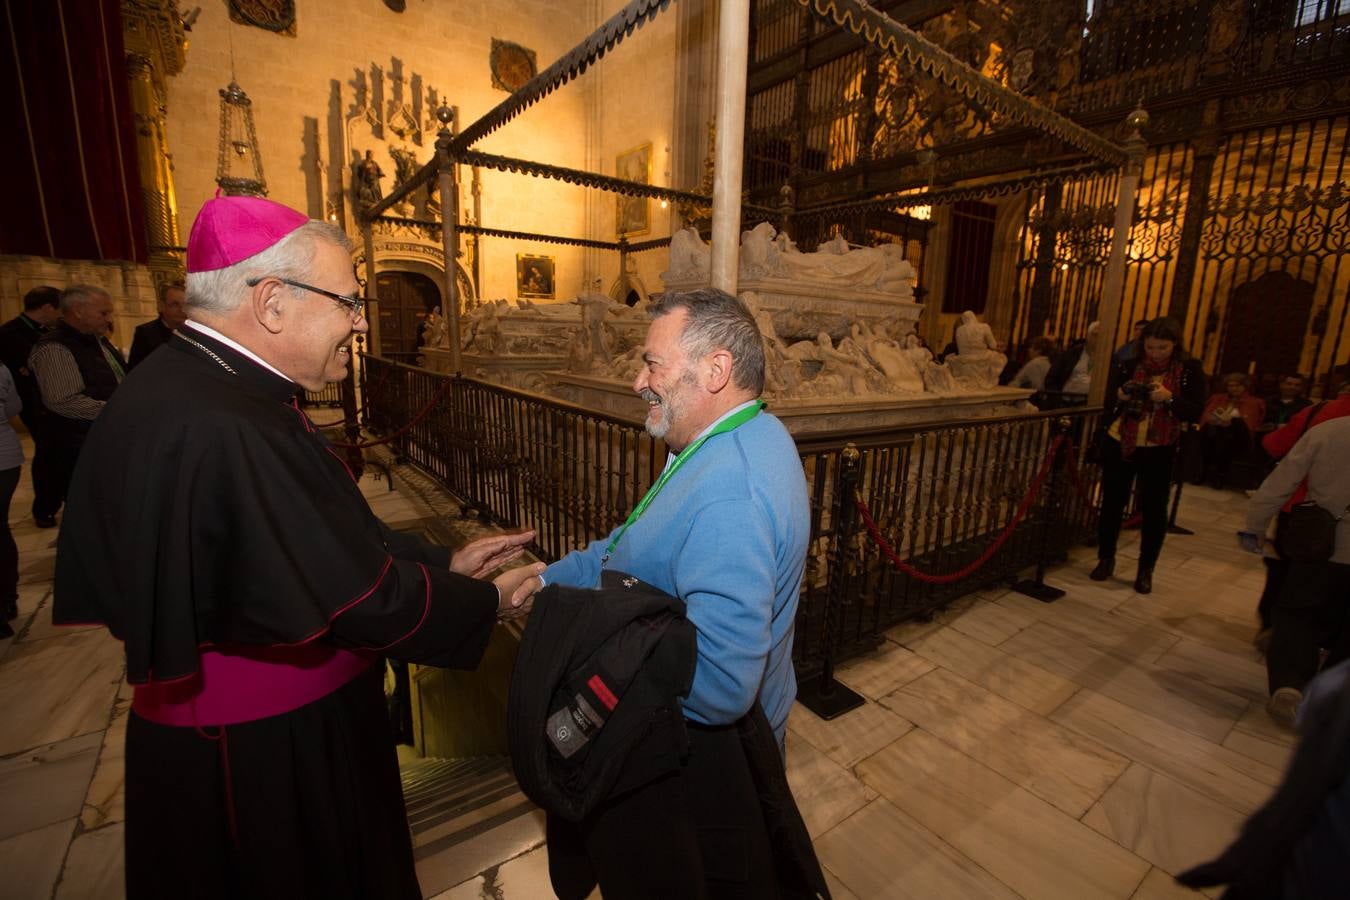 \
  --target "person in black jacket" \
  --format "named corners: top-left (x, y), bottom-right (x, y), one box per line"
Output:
top-left (1090, 317), bottom-right (1207, 594)
top-left (0, 286), bottom-right (61, 524)
top-left (128, 281), bottom-right (187, 369)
